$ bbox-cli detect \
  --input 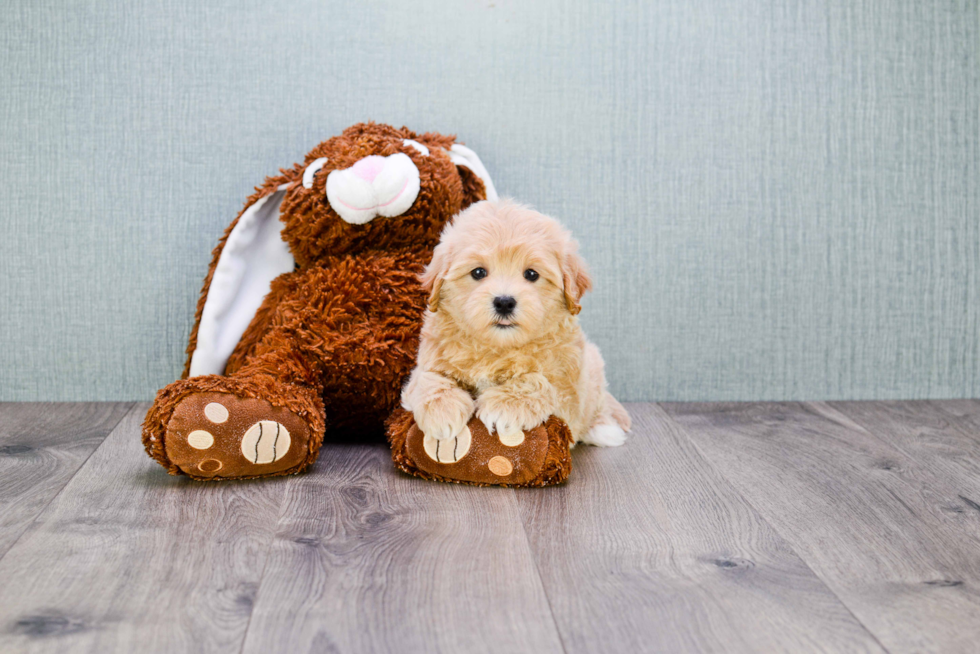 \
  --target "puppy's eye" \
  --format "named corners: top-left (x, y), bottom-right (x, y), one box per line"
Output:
top-left (471, 267), bottom-right (488, 280)
top-left (523, 269), bottom-right (540, 282)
